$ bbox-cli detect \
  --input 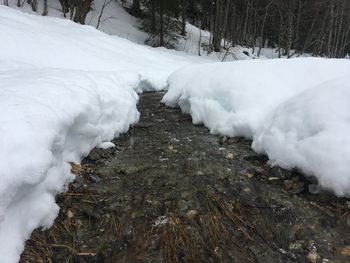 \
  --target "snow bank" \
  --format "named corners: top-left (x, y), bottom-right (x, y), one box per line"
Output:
top-left (0, 68), bottom-right (139, 262)
top-left (253, 78), bottom-right (350, 195)
top-left (0, 6), bottom-right (206, 262)
top-left (163, 58), bottom-right (350, 196)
